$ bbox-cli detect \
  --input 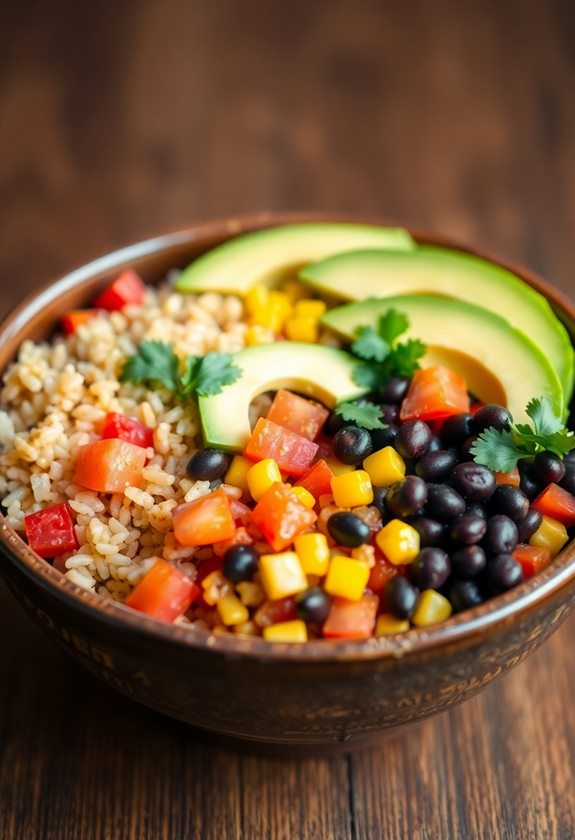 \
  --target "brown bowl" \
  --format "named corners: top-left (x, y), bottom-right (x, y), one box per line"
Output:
top-left (1, 212), bottom-right (575, 755)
